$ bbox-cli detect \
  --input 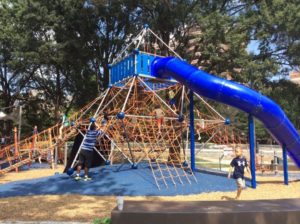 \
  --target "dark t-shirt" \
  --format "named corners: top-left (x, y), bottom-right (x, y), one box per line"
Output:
top-left (230, 156), bottom-right (248, 179)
